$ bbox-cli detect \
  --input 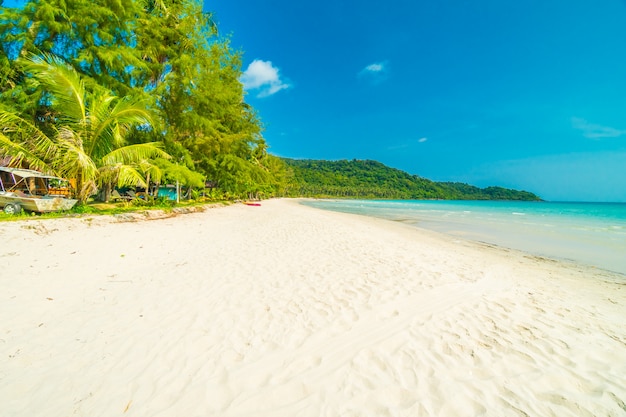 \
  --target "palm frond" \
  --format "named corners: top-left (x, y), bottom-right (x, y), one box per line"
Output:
top-left (0, 110), bottom-right (57, 173)
top-left (0, 133), bottom-right (48, 171)
top-left (97, 163), bottom-right (123, 185)
top-left (137, 159), bottom-right (164, 184)
top-left (116, 165), bottom-right (148, 188)
top-left (85, 91), bottom-right (119, 157)
top-left (108, 97), bottom-right (154, 136)
top-left (88, 96), bottom-right (154, 158)
top-left (54, 127), bottom-right (98, 183)
top-left (101, 142), bottom-right (170, 166)
top-left (20, 53), bottom-right (87, 124)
